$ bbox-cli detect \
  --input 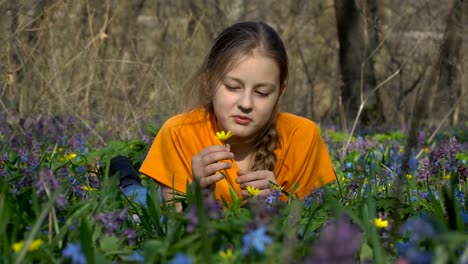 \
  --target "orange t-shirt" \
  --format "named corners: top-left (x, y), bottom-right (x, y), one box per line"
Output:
top-left (139, 108), bottom-right (336, 203)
